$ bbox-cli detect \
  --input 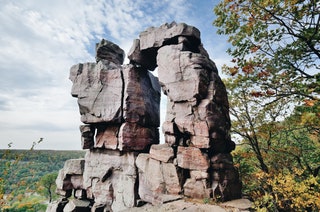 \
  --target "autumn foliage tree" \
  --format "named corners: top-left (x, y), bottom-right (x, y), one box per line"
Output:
top-left (214, 0), bottom-right (319, 211)
top-left (214, 0), bottom-right (319, 102)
